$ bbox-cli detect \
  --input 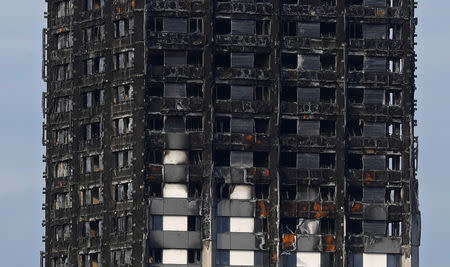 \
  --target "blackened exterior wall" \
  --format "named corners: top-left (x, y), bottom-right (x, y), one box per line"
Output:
top-left (43, 1), bottom-right (420, 267)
